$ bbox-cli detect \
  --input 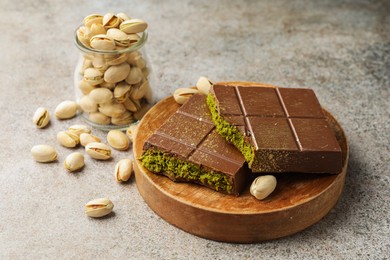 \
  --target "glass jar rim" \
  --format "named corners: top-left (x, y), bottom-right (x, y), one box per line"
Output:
top-left (74, 25), bottom-right (148, 54)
